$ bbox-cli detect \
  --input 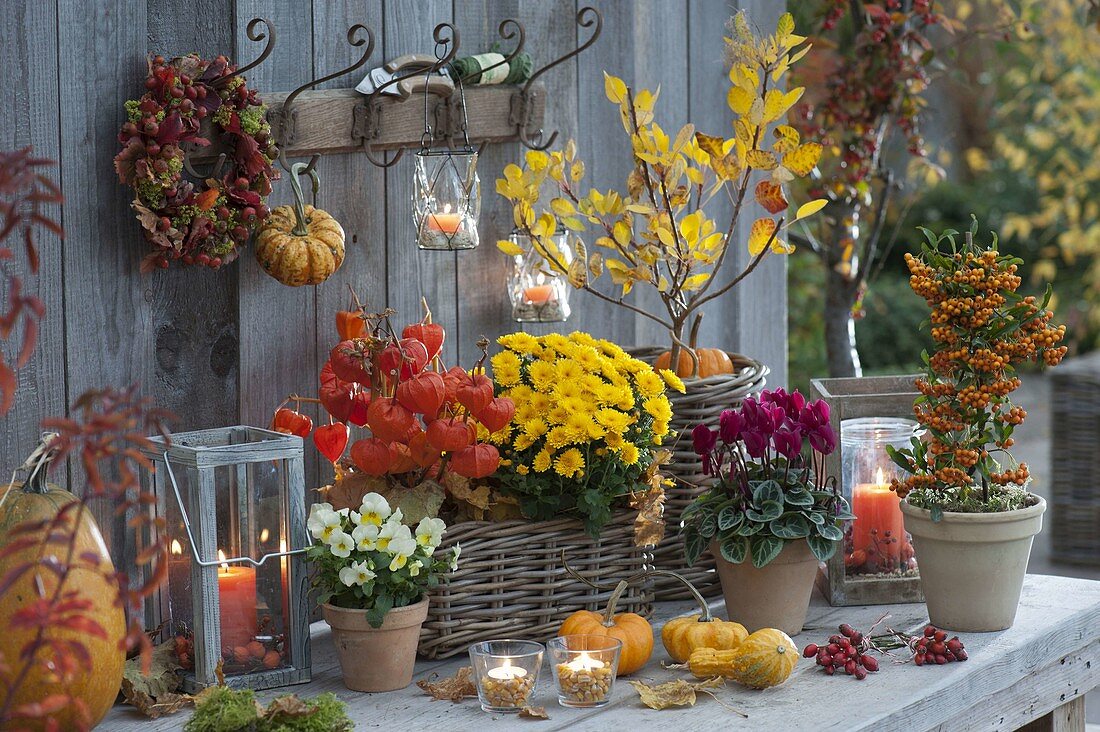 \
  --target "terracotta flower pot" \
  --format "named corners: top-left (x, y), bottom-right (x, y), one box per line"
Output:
top-left (322, 597), bottom-right (429, 692)
top-left (711, 539), bottom-right (819, 636)
top-left (901, 496), bottom-right (1045, 632)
